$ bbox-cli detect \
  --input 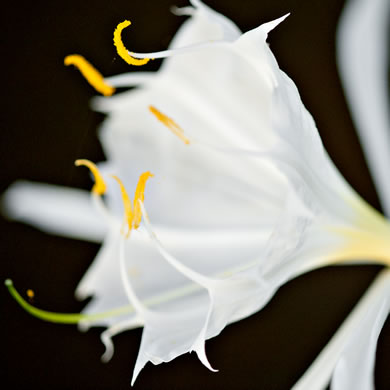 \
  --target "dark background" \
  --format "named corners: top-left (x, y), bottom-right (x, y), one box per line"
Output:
top-left (0, 0), bottom-right (389, 389)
